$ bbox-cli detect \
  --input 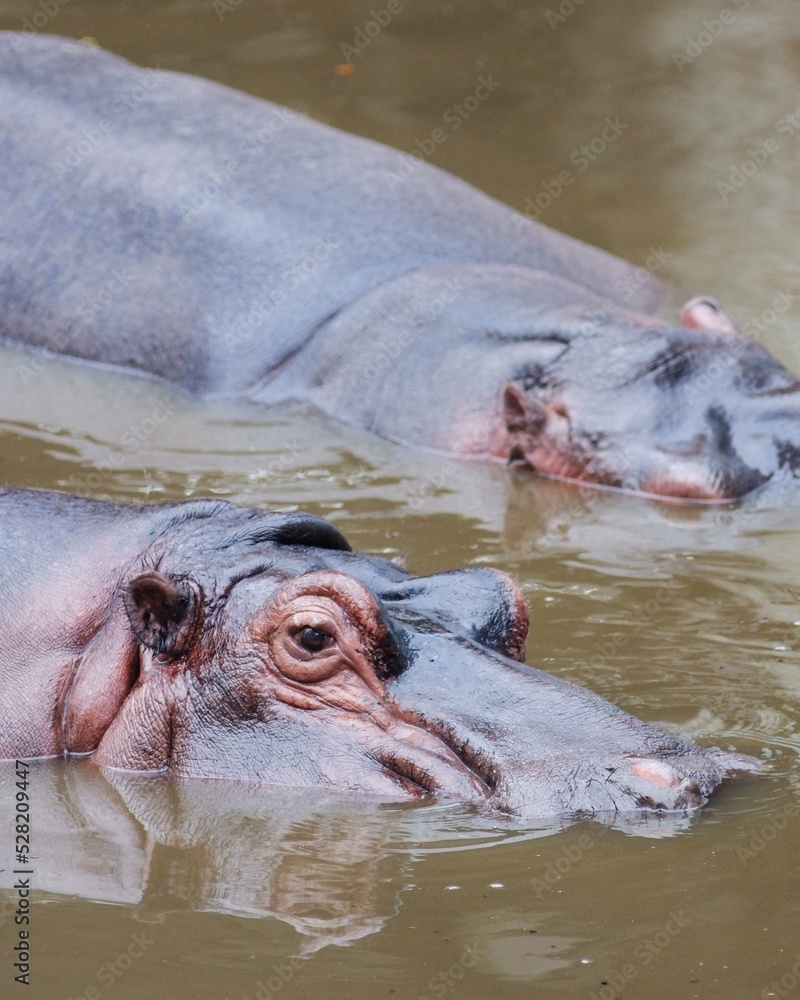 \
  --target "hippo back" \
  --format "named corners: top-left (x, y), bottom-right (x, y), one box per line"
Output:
top-left (0, 32), bottom-right (664, 394)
